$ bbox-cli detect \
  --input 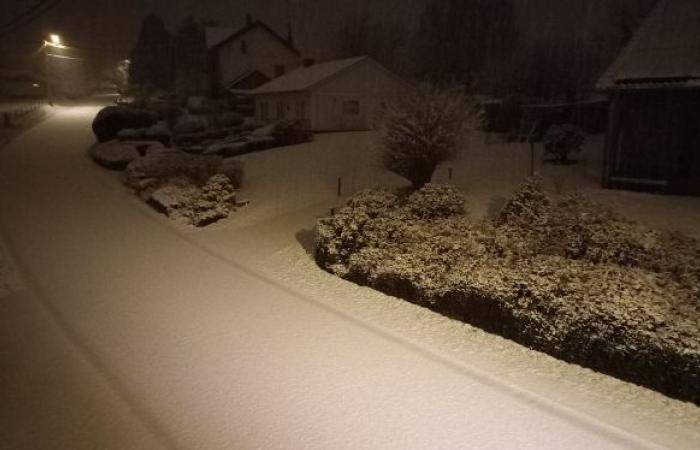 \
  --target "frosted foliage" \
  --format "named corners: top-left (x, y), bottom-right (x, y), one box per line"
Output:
top-left (315, 181), bottom-right (700, 404)
top-left (379, 84), bottom-right (482, 190)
